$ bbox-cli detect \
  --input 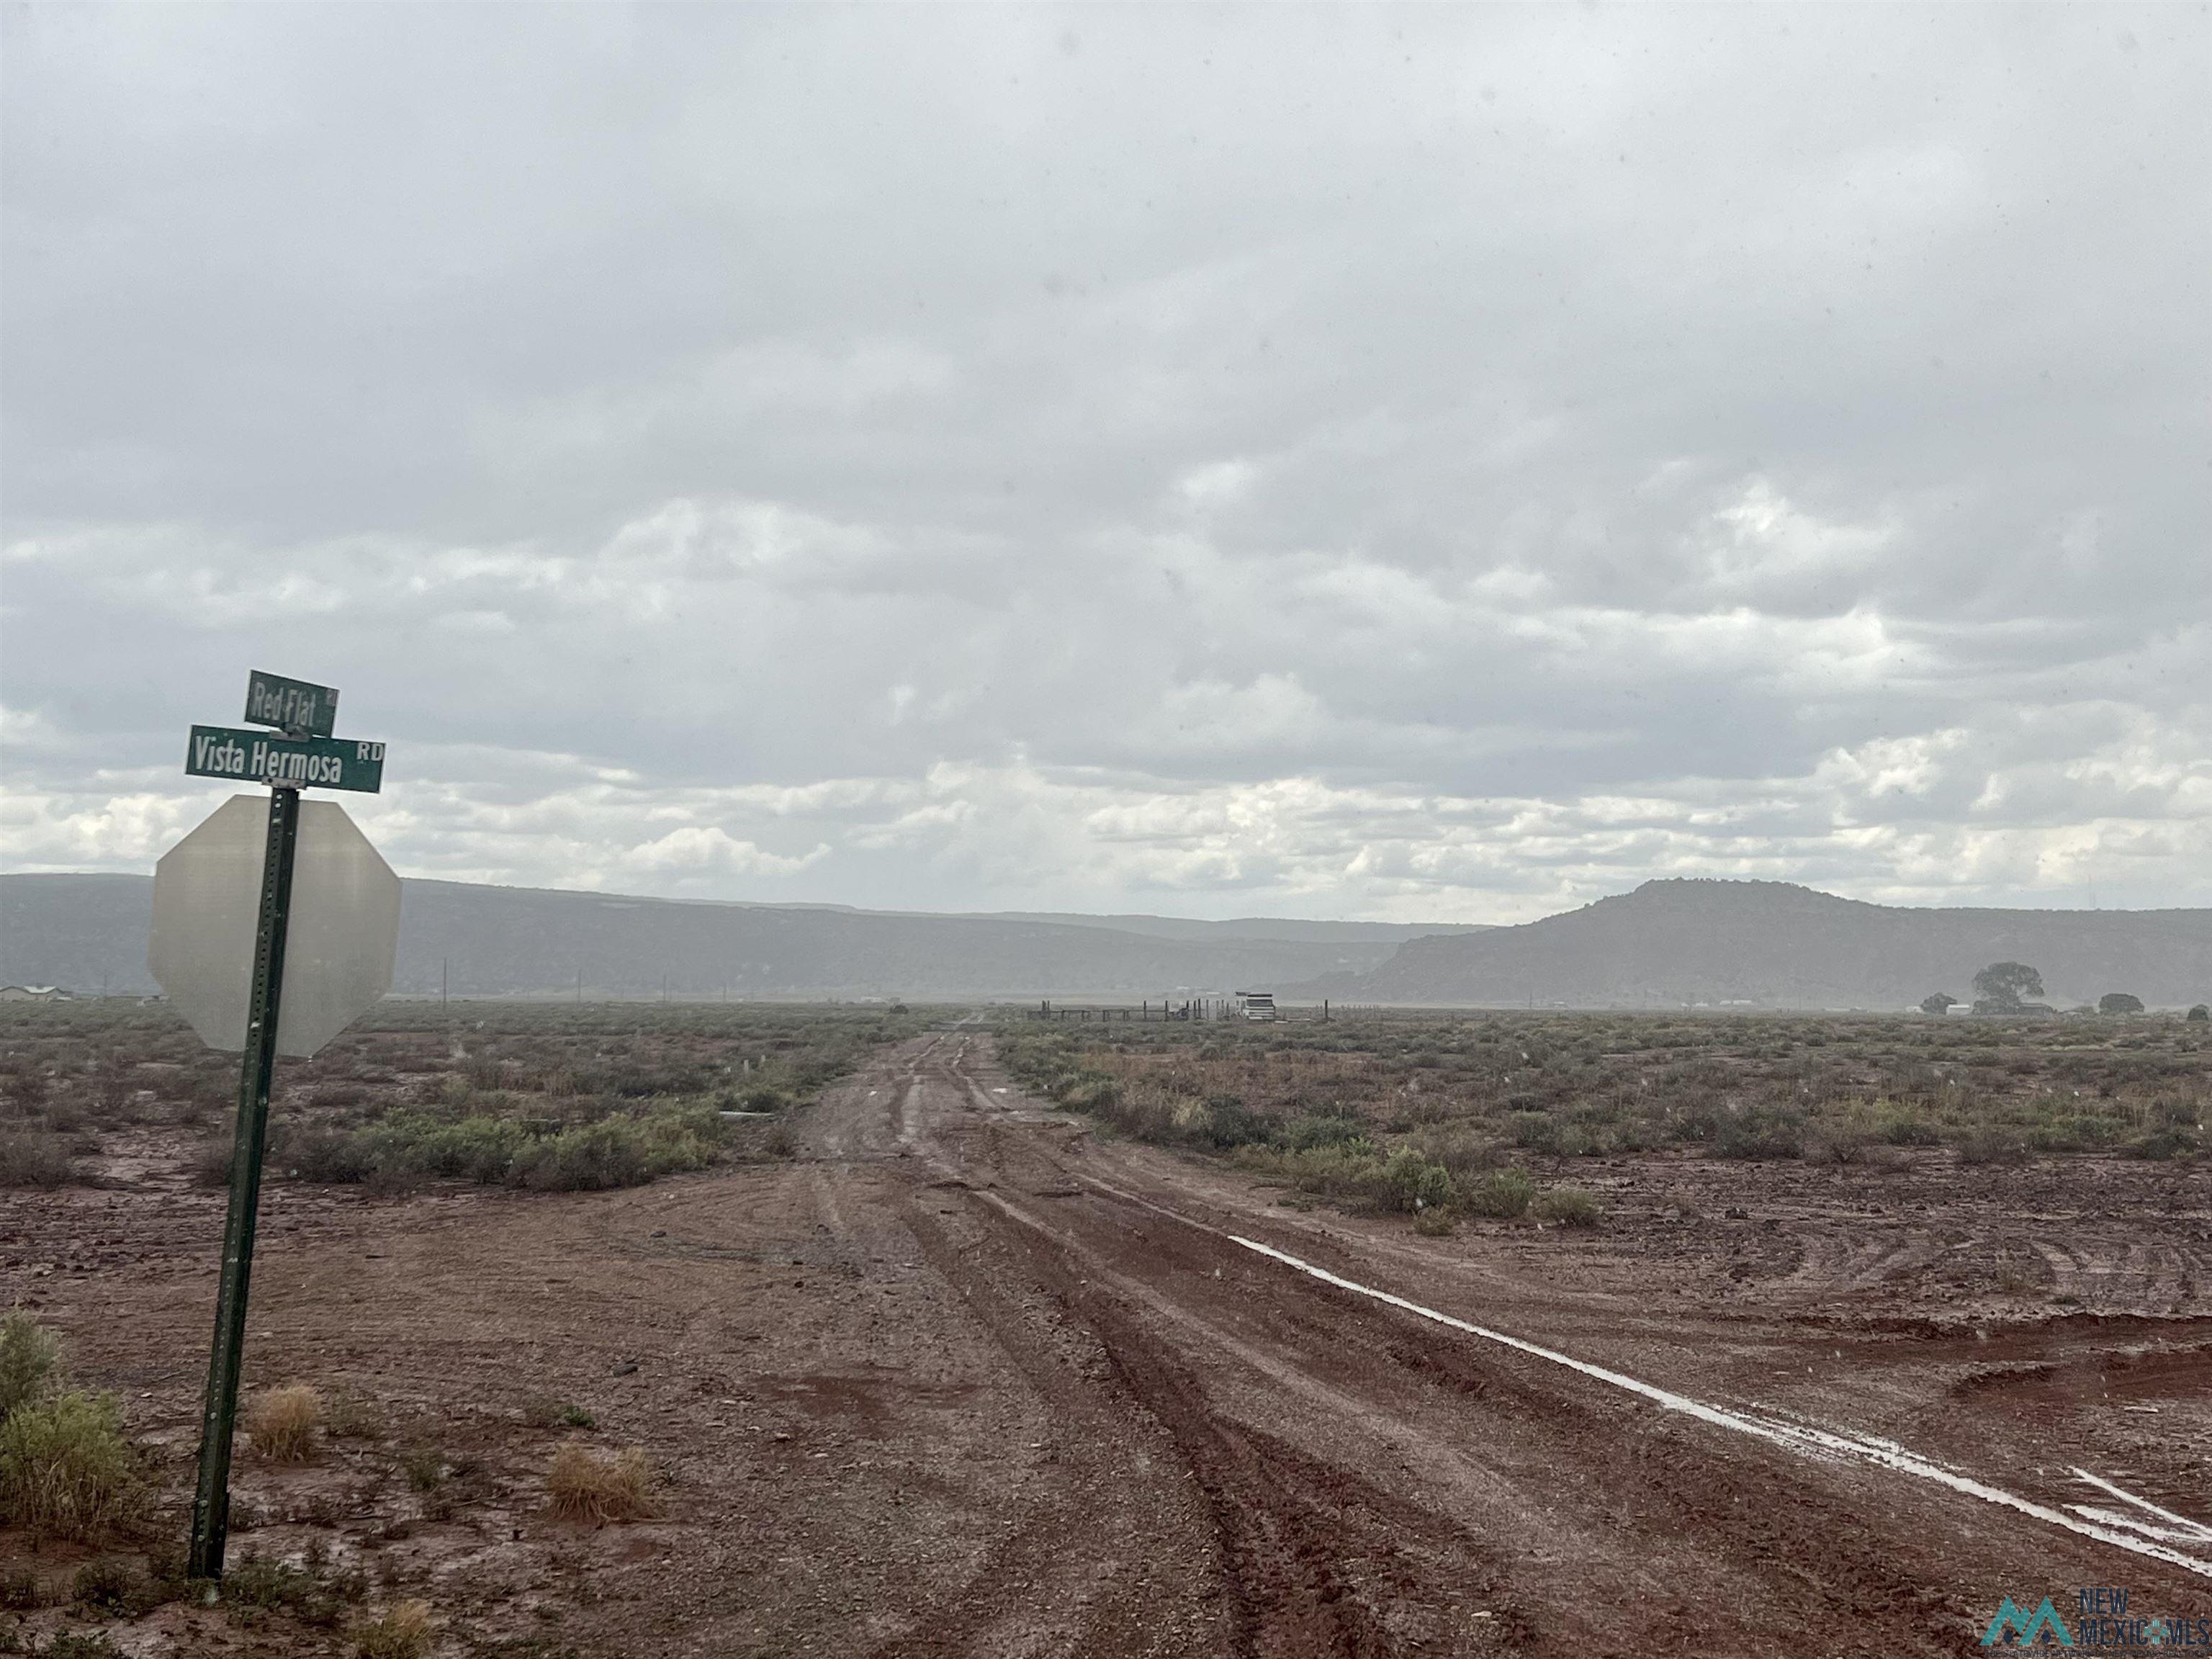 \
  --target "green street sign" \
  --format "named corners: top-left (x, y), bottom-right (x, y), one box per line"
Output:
top-left (244, 670), bottom-right (339, 738)
top-left (186, 725), bottom-right (386, 793)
